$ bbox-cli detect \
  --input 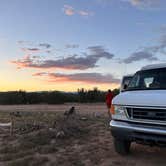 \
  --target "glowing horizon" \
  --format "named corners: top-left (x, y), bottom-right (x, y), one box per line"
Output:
top-left (1, 0), bottom-right (166, 92)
